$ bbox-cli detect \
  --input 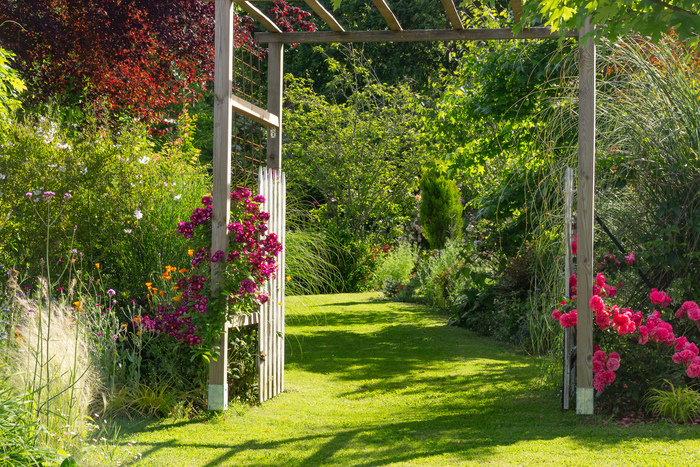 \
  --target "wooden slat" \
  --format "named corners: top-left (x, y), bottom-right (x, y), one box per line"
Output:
top-left (371, 0), bottom-right (402, 31)
top-left (576, 18), bottom-right (596, 416)
top-left (228, 312), bottom-right (260, 328)
top-left (511, 0), bottom-right (524, 24)
top-left (208, 0), bottom-right (234, 412)
top-left (304, 0), bottom-right (345, 32)
top-left (267, 43), bottom-right (284, 170)
top-left (562, 167), bottom-right (575, 411)
top-left (234, 0), bottom-right (283, 33)
top-left (256, 27), bottom-right (578, 44)
top-left (440, 0), bottom-right (464, 30)
top-left (232, 95), bottom-right (279, 128)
